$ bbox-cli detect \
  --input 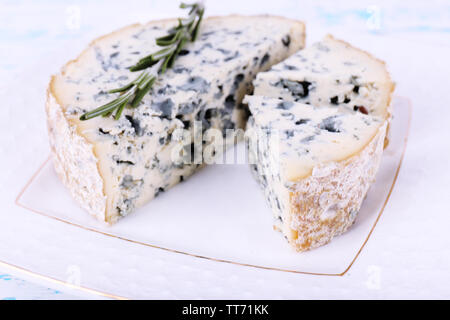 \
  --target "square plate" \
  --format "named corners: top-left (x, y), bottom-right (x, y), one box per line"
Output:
top-left (8, 96), bottom-right (410, 298)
